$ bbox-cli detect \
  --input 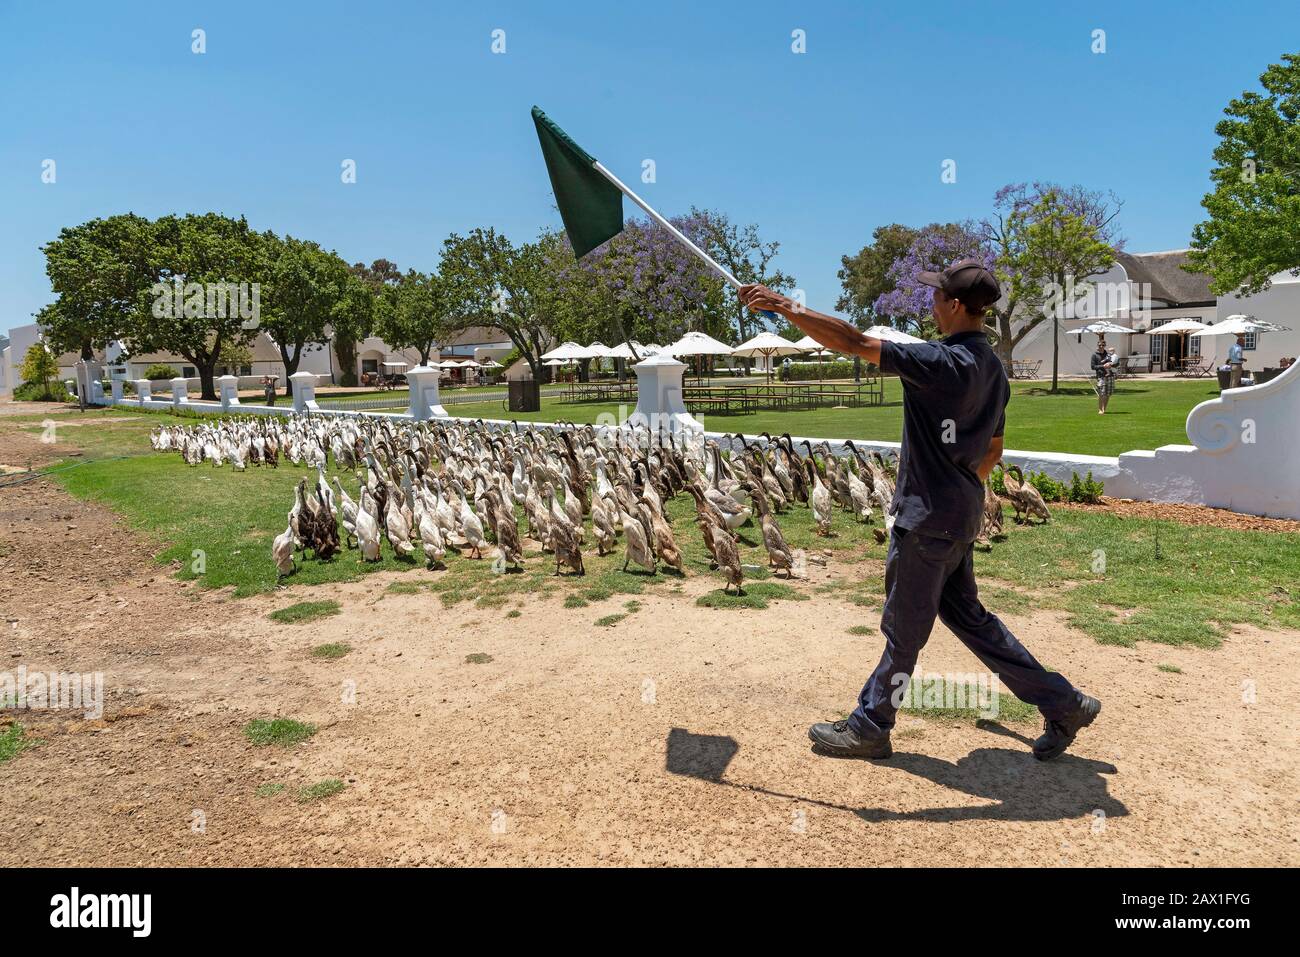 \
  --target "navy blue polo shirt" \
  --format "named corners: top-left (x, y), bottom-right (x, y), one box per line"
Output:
top-left (878, 330), bottom-right (1009, 542)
